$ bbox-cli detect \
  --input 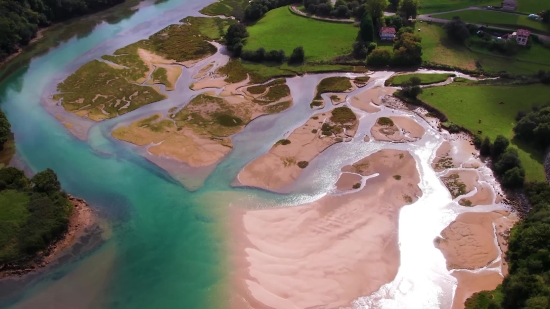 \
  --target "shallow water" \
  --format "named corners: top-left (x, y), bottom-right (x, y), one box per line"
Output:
top-left (0, 0), bottom-right (509, 308)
